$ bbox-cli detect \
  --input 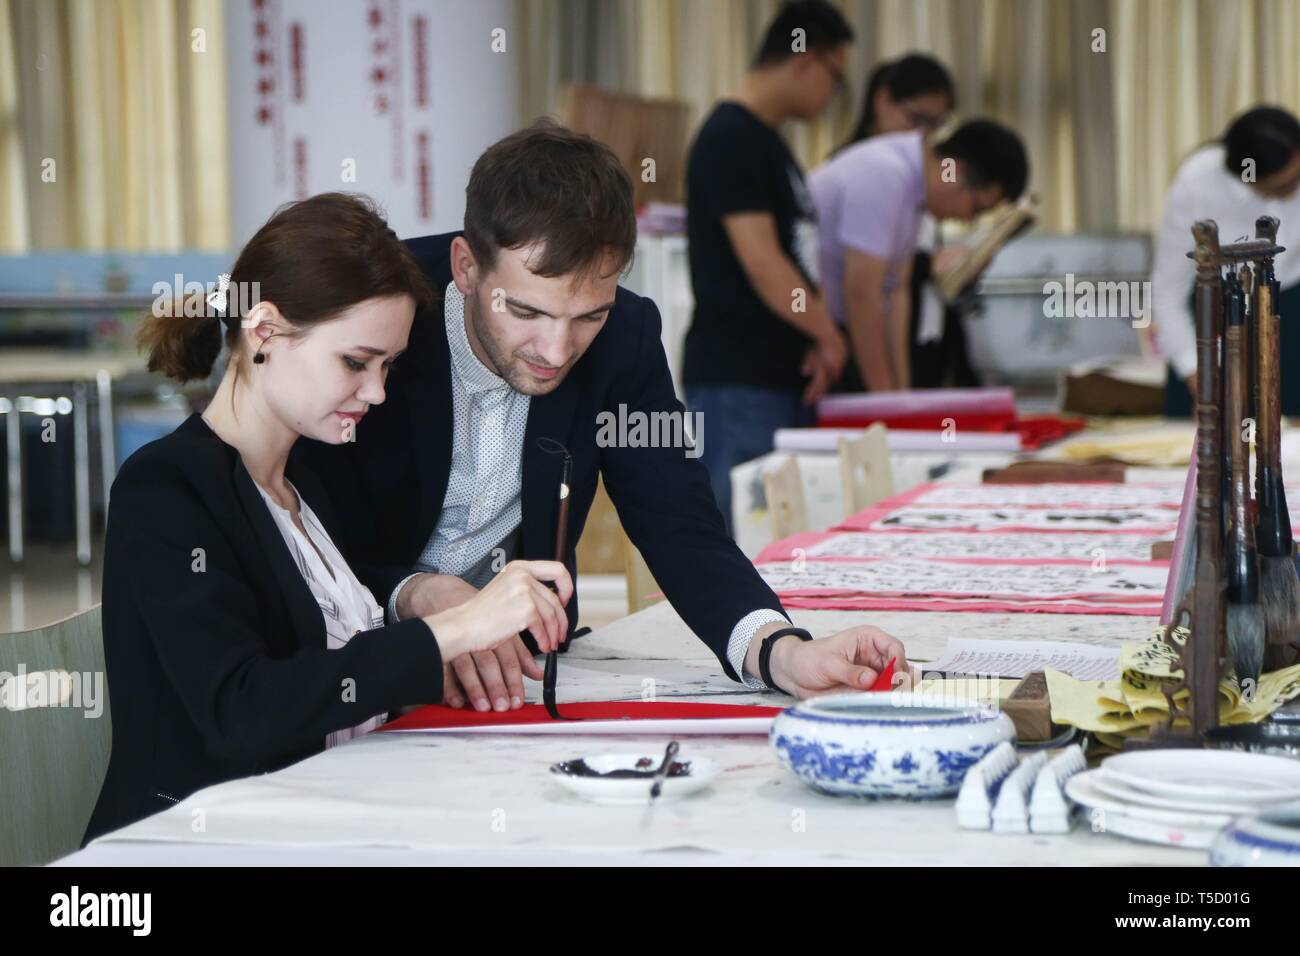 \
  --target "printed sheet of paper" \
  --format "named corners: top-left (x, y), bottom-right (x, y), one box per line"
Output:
top-left (774, 595), bottom-right (1162, 614)
top-left (924, 637), bottom-right (1122, 681)
top-left (837, 504), bottom-right (1181, 535)
top-left (756, 558), bottom-right (1167, 603)
top-left (758, 530), bottom-right (1163, 564)
top-left (902, 483), bottom-right (1186, 510)
top-left (838, 482), bottom-right (1300, 535)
